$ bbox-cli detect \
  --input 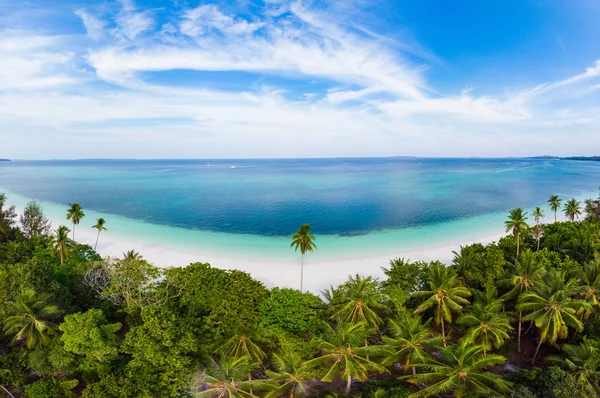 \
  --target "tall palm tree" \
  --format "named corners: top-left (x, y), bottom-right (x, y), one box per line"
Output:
top-left (505, 208), bottom-right (529, 262)
top-left (383, 314), bottom-right (442, 375)
top-left (304, 322), bottom-right (388, 395)
top-left (265, 353), bottom-right (310, 398)
top-left (546, 340), bottom-right (600, 394)
top-left (328, 274), bottom-right (386, 329)
top-left (548, 195), bottom-right (562, 223)
top-left (92, 218), bottom-right (107, 251)
top-left (290, 223), bottom-right (317, 293)
top-left (405, 339), bottom-right (511, 398)
top-left (517, 272), bottom-right (587, 365)
top-left (564, 198), bottom-right (582, 221)
top-left (499, 250), bottom-right (546, 353)
top-left (533, 207), bottom-right (544, 251)
top-left (413, 264), bottom-right (471, 347)
top-left (52, 225), bottom-right (71, 264)
top-left (3, 289), bottom-right (60, 349)
top-left (457, 286), bottom-right (513, 357)
top-left (66, 203), bottom-right (85, 241)
top-left (194, 354), bottom-right (272, 397)
top-left (577, 260), bottom-right (600, 317)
